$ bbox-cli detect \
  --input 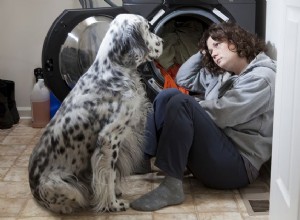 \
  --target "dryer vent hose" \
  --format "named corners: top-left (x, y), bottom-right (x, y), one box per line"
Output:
top-left (79, 0), bottom-right (93, 8)
top-left (79, 0), bottom-right (118, 8)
